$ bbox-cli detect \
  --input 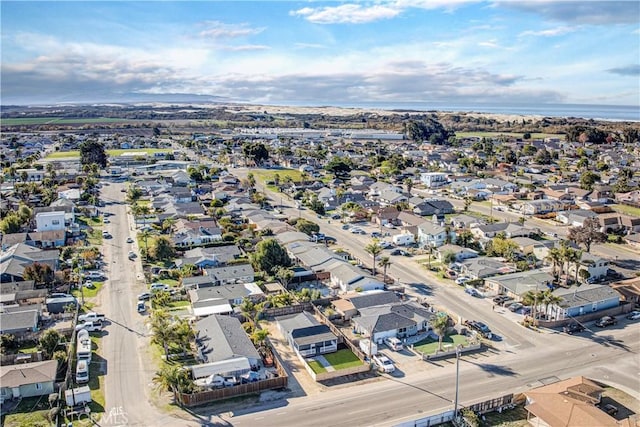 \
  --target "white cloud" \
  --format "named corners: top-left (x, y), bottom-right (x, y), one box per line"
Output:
top-left (519, 26), bottom-right (575, 37)
top-left (197, 21), bottom-right (265, 39)
top-left (290, 4), bottom-right (400, 24)
top-left (222, 45), bottom-right (270, 52)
